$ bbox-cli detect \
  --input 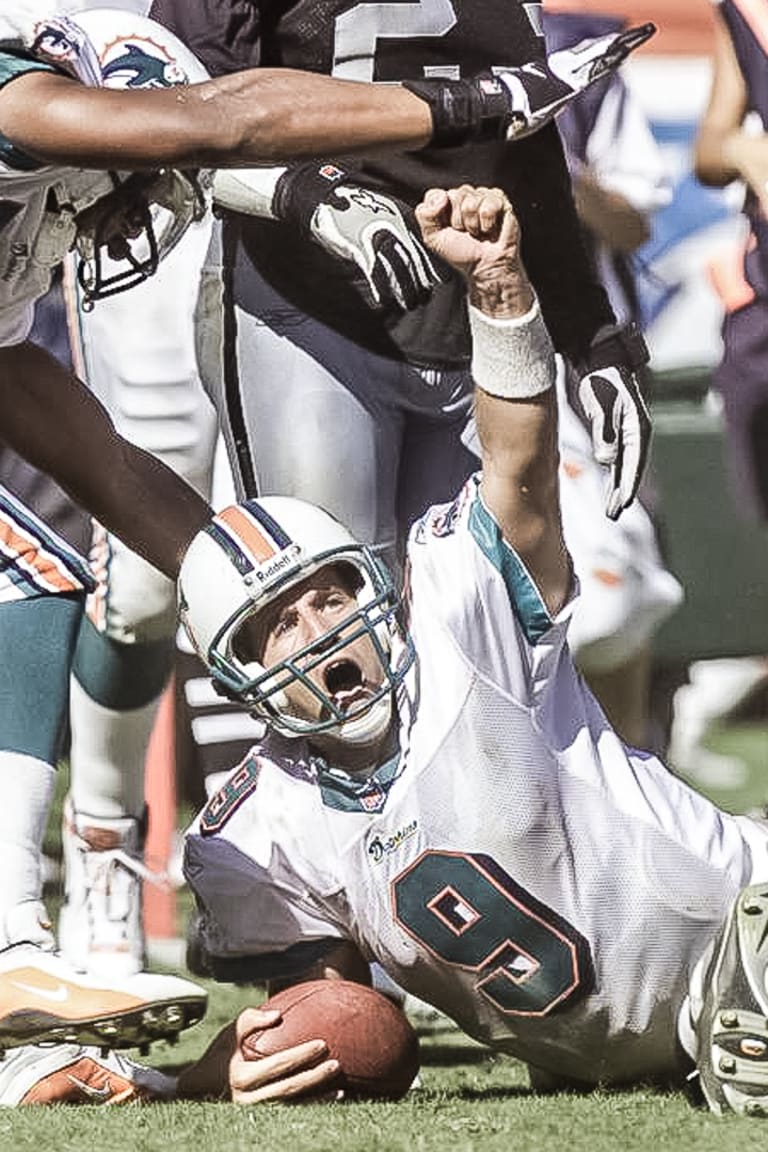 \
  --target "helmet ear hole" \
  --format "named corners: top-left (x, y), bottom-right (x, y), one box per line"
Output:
top-left (231, 612), bottom-right (266, 666)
